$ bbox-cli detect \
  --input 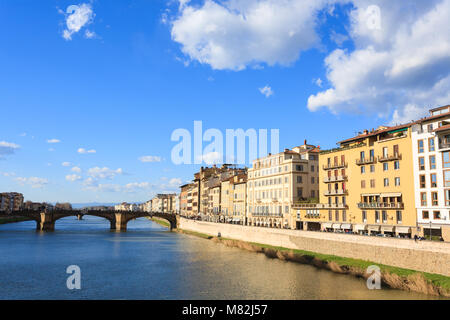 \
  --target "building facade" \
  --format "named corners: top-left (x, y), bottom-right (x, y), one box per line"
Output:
top-left (0, 192), bottom-right (24, 212)
top-left (297, 124), bottom-right (416, 237)
top-left (246, 142), bottom-right (320, 229)
top-left (411, 105), bottom-right (450, 240)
